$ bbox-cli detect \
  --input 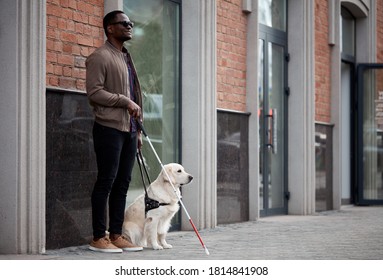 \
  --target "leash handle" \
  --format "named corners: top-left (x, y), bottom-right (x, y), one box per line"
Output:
top-left (135, 120), bottom-right (147, 137)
